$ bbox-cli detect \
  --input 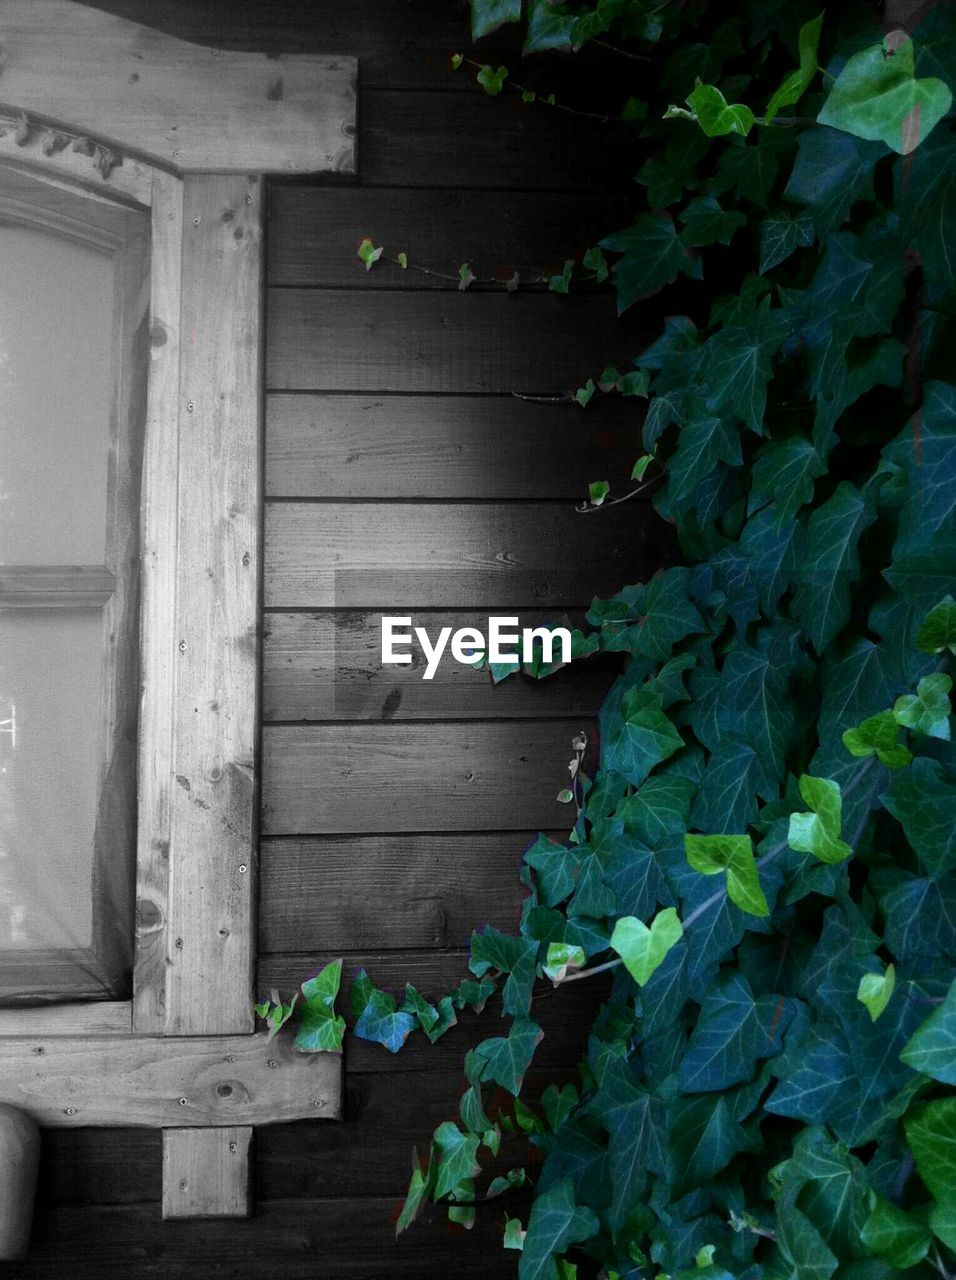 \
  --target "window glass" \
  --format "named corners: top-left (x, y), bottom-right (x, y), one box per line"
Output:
top-left (0, 224), bottom-right (113, 564)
